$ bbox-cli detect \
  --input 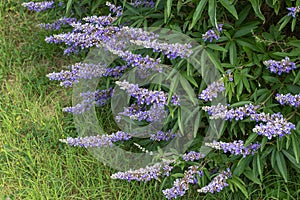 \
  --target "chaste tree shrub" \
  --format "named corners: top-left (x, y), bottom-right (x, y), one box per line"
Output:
top-left (22, 0), bottom-right (299, 199)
